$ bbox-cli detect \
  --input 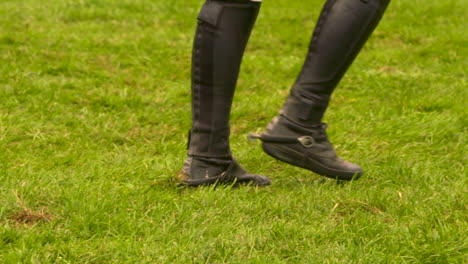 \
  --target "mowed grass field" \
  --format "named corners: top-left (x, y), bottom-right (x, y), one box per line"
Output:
top-left (0, 0), bottom-right (466, 263)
